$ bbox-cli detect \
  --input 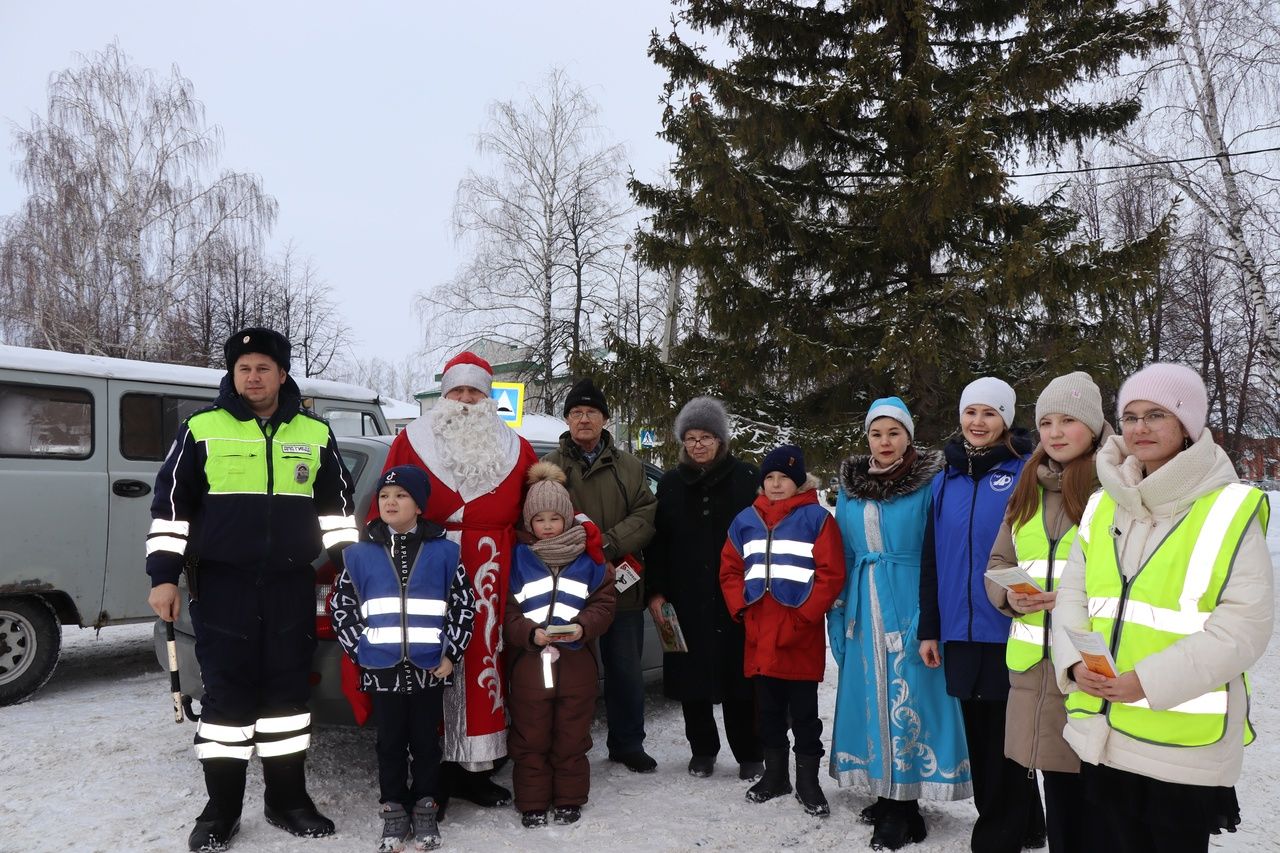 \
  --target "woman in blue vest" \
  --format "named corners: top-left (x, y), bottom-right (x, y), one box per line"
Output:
top-left (918, 377), bottom-right (1043, 853)
top-left (1053, 364), bottom-right (1273, 853)
top-left (829, 397), bottom-right (971, 850)
top-left (984, 372), bottom-right (1111, 853)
